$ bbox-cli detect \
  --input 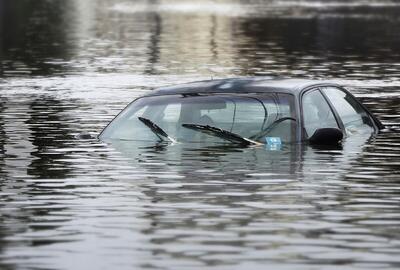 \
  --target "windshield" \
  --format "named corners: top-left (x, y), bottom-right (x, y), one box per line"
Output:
top-left (100, 93), bottom-right (296, 144)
